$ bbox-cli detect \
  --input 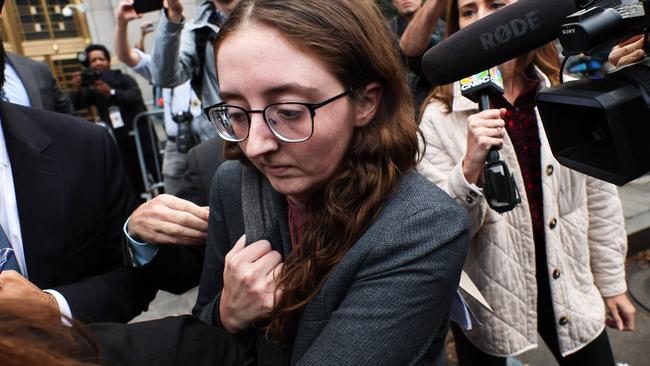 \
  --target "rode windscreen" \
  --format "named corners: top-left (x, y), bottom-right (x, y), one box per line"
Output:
top-left (422, 0), bottom-right (578, 86)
